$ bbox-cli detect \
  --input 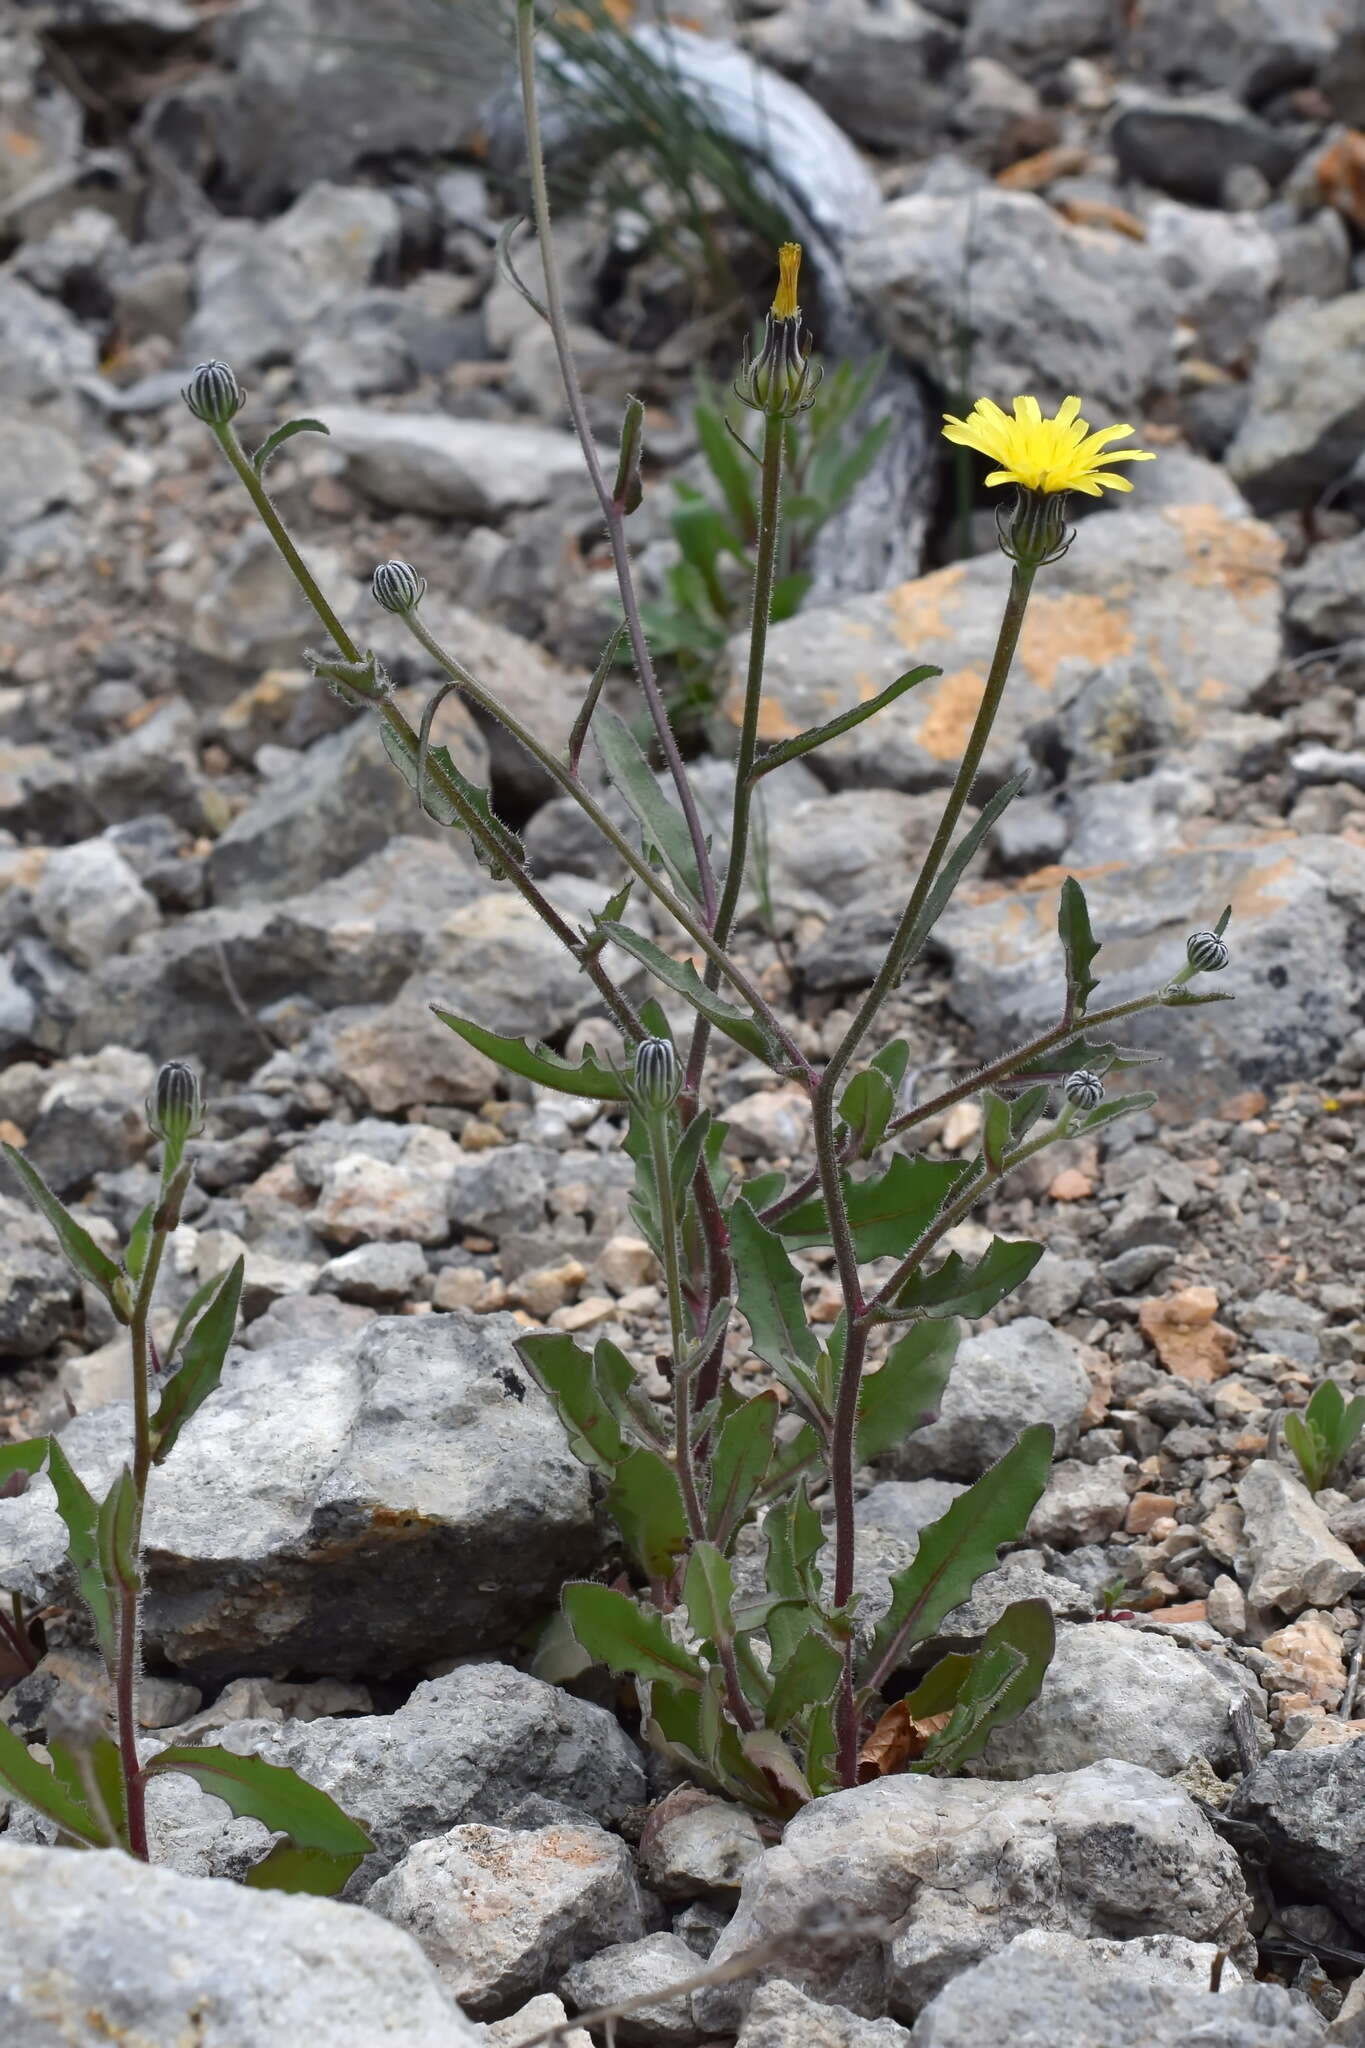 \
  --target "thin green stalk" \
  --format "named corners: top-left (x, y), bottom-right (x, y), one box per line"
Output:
top-left (394, 610), bottom-right (811, 1077)
top-left (648, 1114), bottom-right (705, 1546)
top-left (206, 422), bottom-right (644, 1045)
top-left (823, 560), bottom-right (1039, 1104)
top-left (514, 0), bottom-right (717, 926)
